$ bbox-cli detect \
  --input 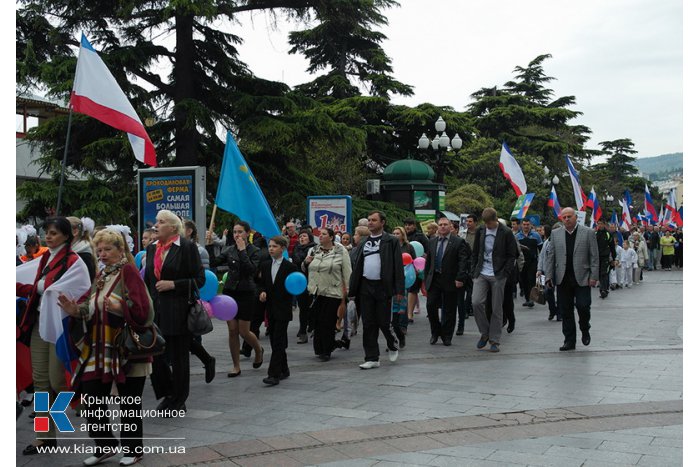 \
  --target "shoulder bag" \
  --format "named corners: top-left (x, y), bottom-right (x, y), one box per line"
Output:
top-left (114, 268), bottom-right (166, 360)
top-left (188, 278), bottom-right (213, 336)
